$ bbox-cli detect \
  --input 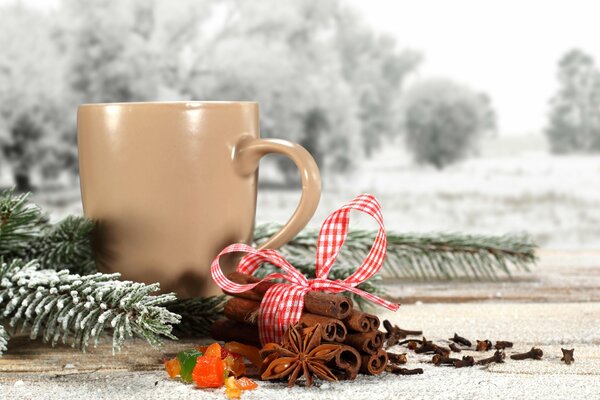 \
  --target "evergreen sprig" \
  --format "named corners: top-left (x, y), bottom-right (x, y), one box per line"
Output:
top-left (0, 190), bottom-right (46, 259)
top-left (32, 216), bottom-right (96, 274)
top-left (254, 223), bottom-right (537, 280)
top-left (0, 259), bottom-right (180, 354)
top-left (166, 296), bottom-right (227, 337)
